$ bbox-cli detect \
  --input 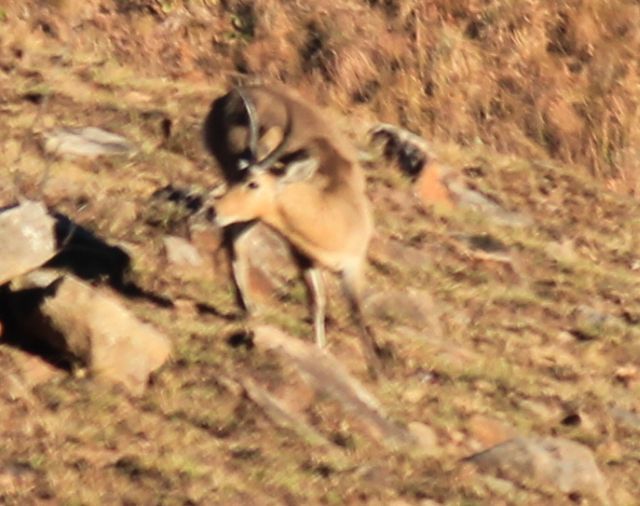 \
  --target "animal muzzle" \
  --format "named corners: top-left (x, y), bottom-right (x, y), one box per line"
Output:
top-left (204, 203), bottom-right (241, 228)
